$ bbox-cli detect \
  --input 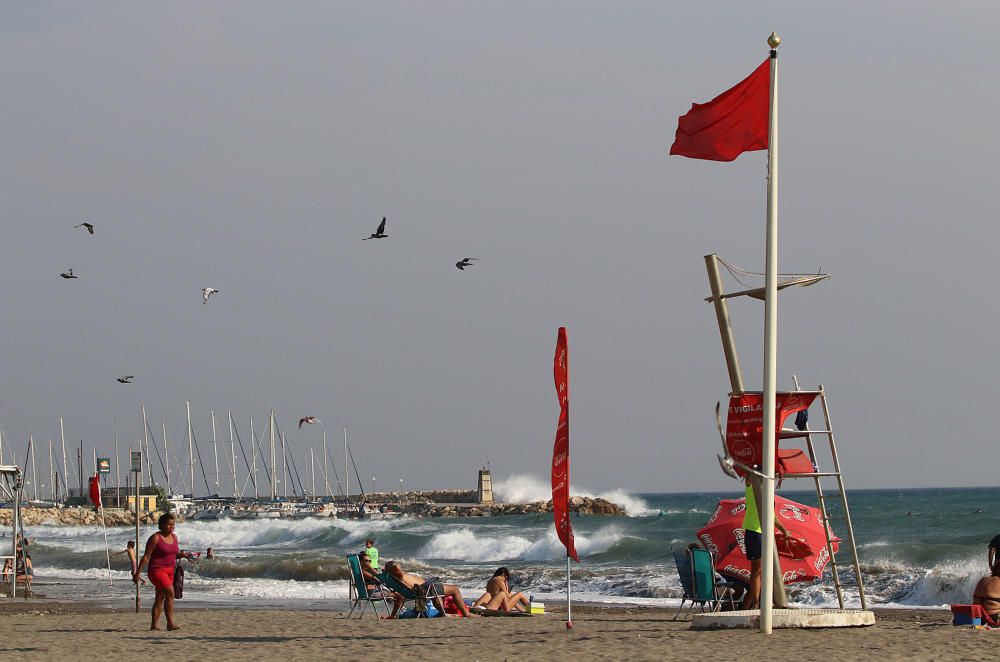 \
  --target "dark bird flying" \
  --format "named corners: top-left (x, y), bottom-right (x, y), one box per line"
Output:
top-left (455, 258), bottom-right (478, 270)
top-left (298, 416), bottom-right (321, 429)
top-left (74, 222), bottom-right (95, 234)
